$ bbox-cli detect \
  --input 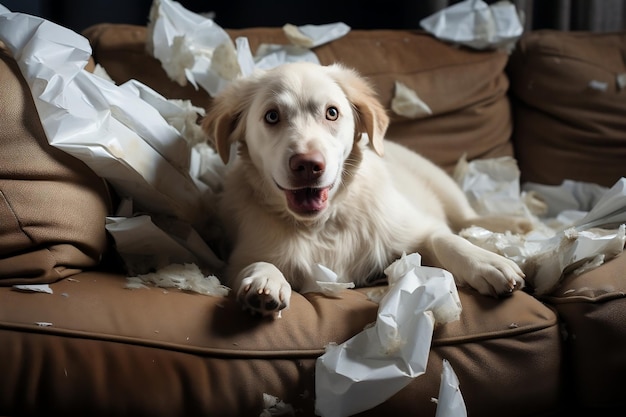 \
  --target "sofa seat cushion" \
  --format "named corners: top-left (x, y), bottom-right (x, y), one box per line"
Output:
top-left (508, 30), bottom-right (626, 187)
top-left (83, 23), bottom-right (514, 174)
top-left (542, 252), bottom-right (626, 411)
top-left (0, 49), bottom-right (112, 286)
top-left (0, 271), bottom-right (561, 416)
